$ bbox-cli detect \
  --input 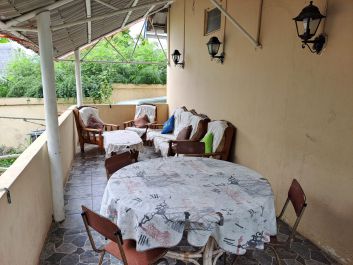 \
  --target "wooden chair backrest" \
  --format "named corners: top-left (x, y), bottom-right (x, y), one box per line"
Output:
top-left (105, 151), bottom-right (133, 179)
top-left (288, 179), bottom-right (307, 217)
